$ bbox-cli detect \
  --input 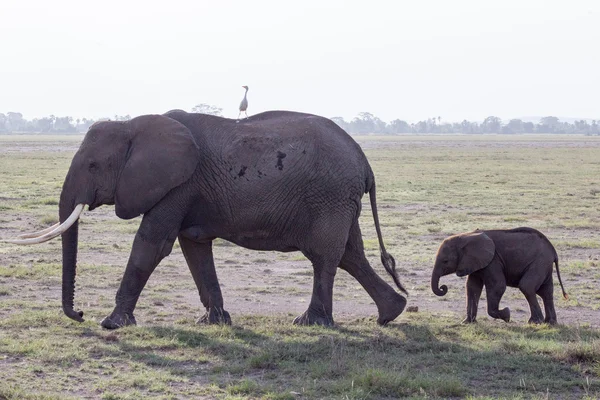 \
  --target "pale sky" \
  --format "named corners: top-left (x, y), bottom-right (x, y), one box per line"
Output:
top-left (1, 0), bottom-right (599, 122)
